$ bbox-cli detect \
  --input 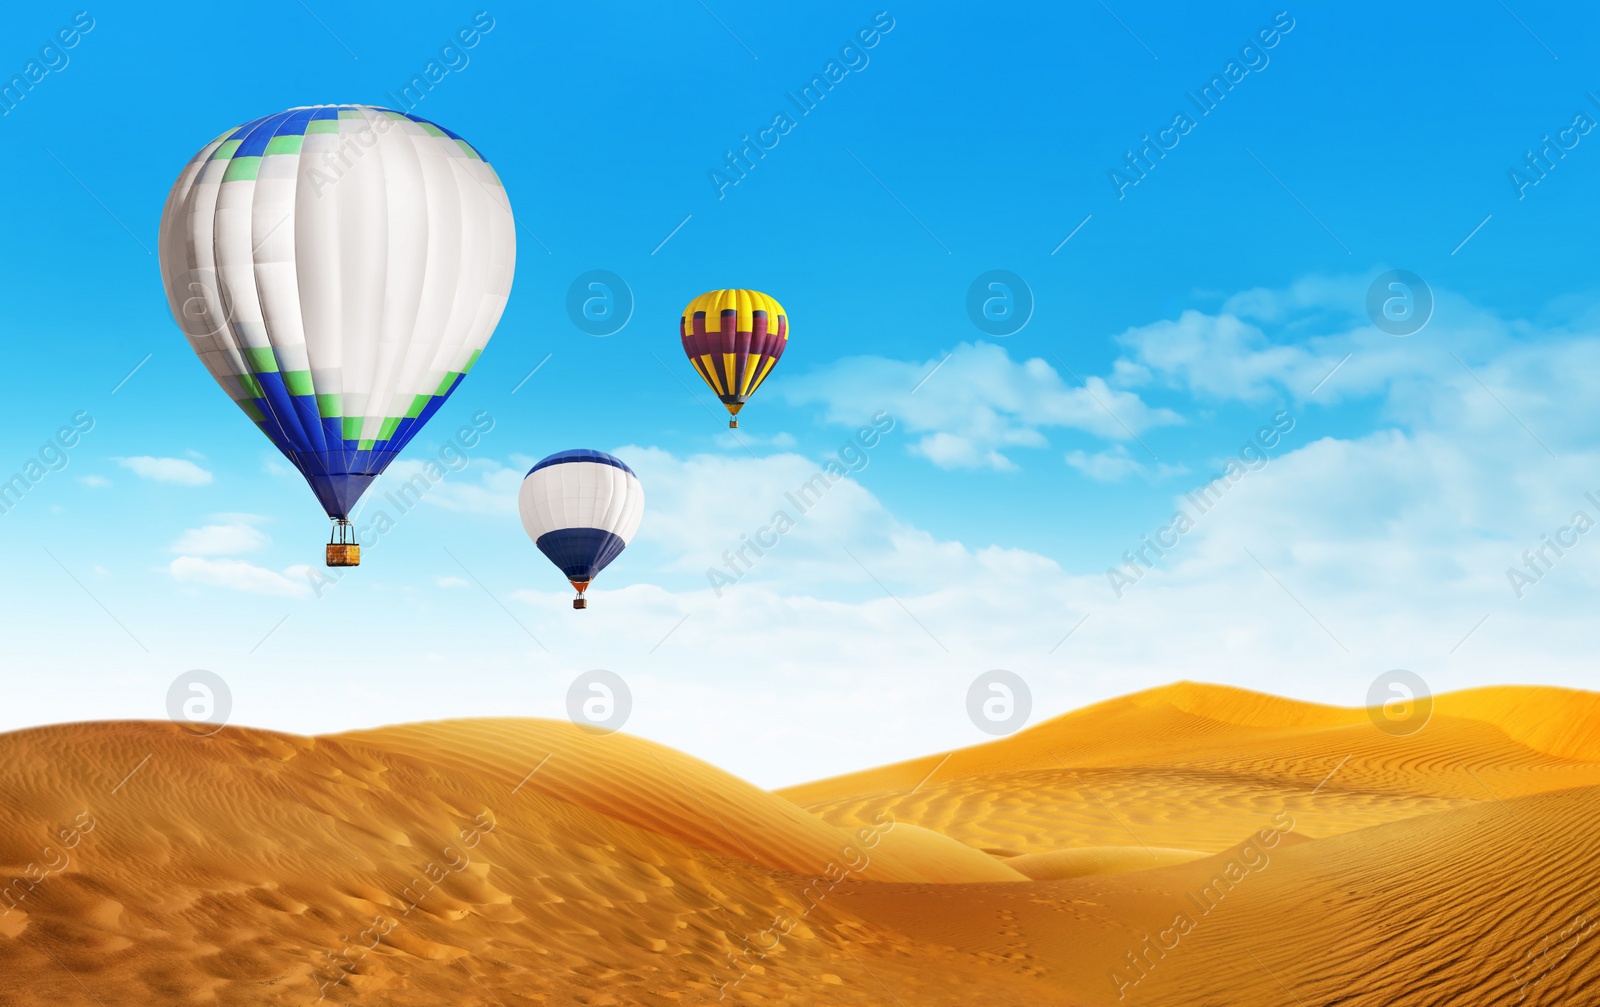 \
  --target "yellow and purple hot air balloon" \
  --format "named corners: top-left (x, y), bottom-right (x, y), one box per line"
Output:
top-left (679, 289), bottom-right (787, 428)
